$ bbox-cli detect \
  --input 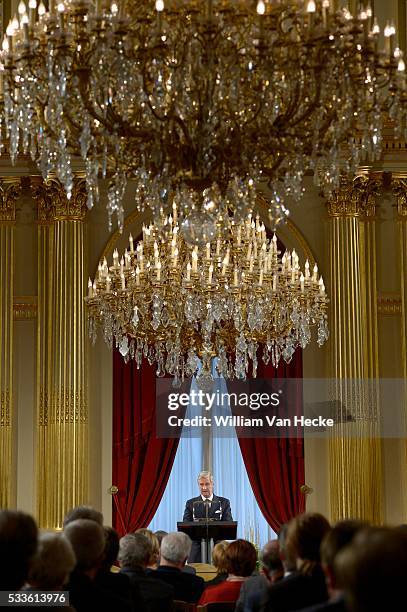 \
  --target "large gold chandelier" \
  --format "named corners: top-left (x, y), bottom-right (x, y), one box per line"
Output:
top-left (86, 209), bottom-right (328, 383)
top-left (1, 1), bottom-right (405, 230)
